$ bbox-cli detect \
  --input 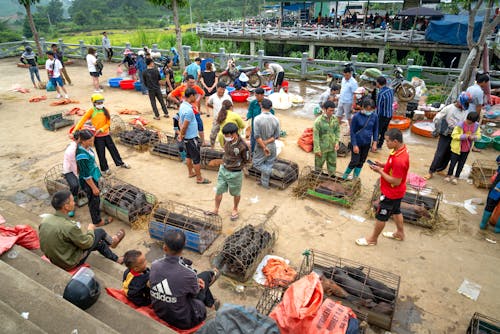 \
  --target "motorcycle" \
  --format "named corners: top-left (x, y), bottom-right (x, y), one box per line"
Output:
top-left (391, 66), bottom-right (416, 102)
top-left (218, 59), bottom-right (263, 88)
